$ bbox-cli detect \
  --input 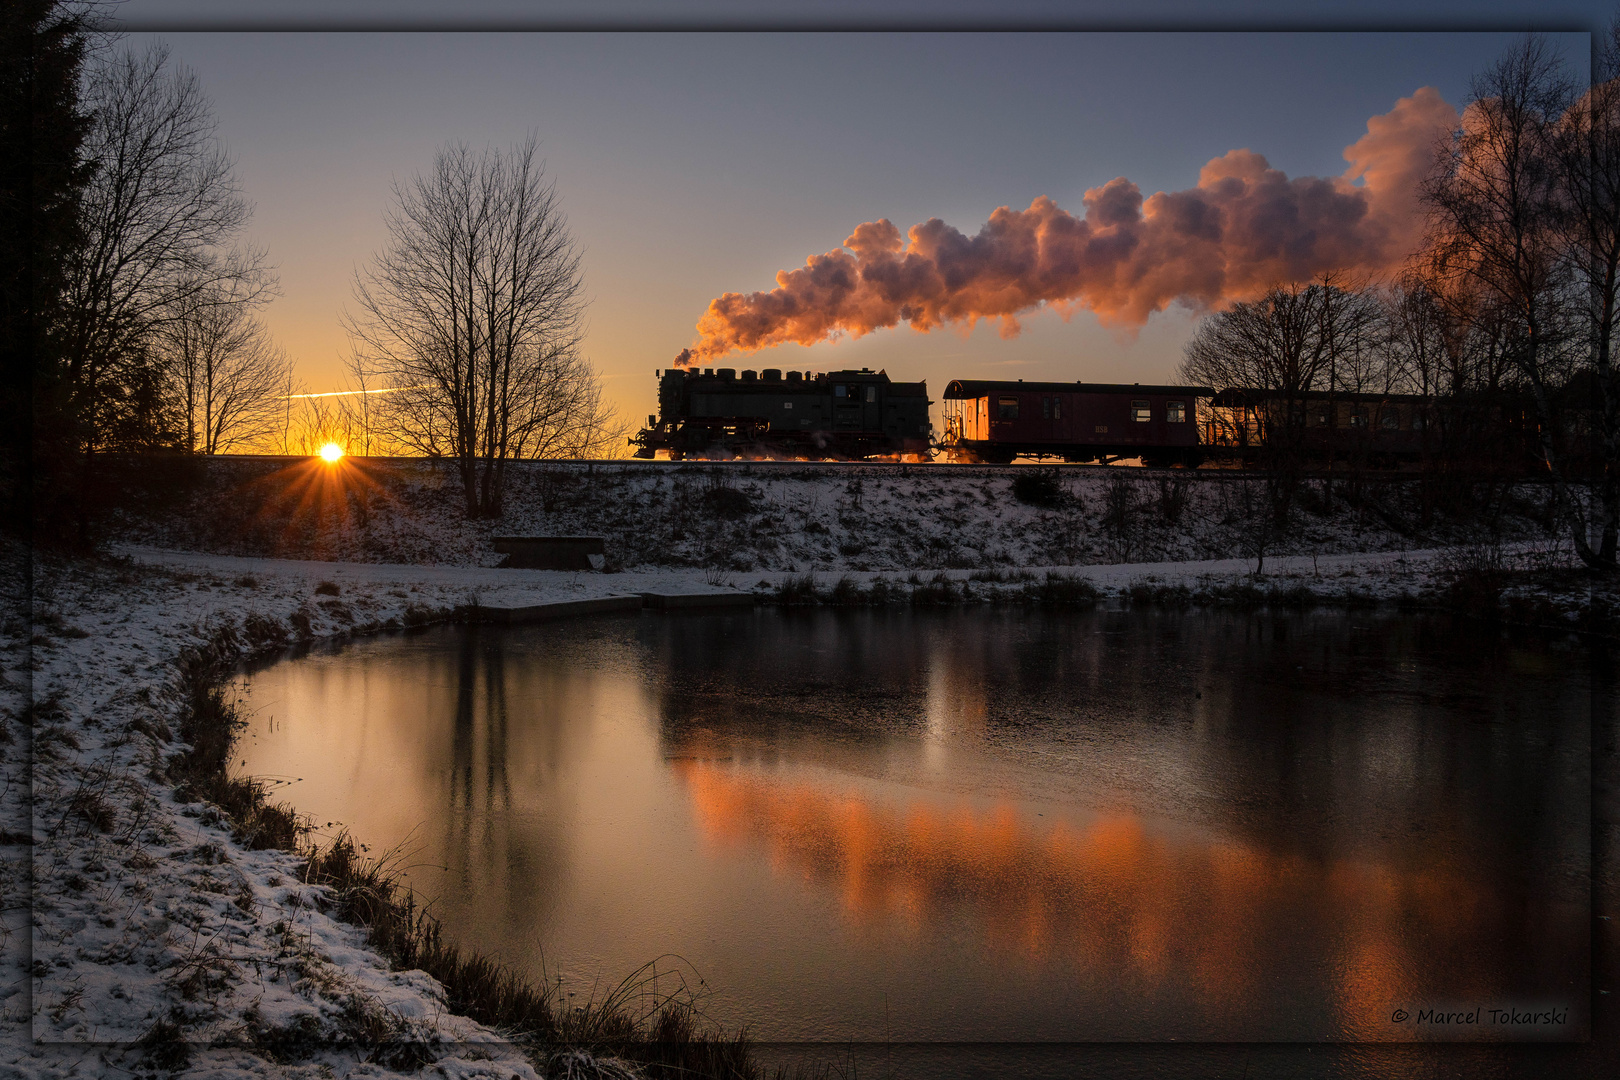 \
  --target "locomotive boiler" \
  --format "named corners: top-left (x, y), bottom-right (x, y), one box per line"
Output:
top-left (631, 366), bottom-right (932, 460)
